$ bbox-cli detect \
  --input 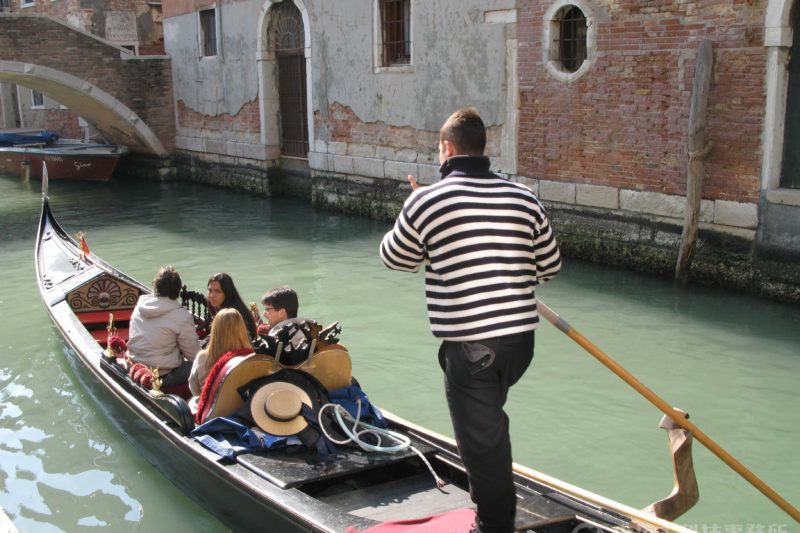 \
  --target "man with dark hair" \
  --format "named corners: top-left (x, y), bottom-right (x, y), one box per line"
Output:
top-left (128, 266), bottom-right (202, 387)
top-left (260, 285), bottom-right (299, 330)
top-left (440, 106), bottom-right (487, 155)
top-left (153, 265), bottom-right (182, 299)
top-left (380, 107), bottom-right (562, 533)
